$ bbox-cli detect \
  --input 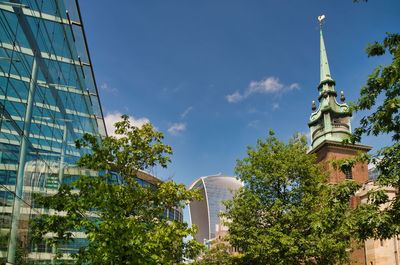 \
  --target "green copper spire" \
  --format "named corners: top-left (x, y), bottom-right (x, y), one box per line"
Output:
top-left (318, 25), bottom-right (336, 93)
top-left (308, 16), bottom-right (352, 150)
top-left (320, 28), bottom-right (332, 84)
